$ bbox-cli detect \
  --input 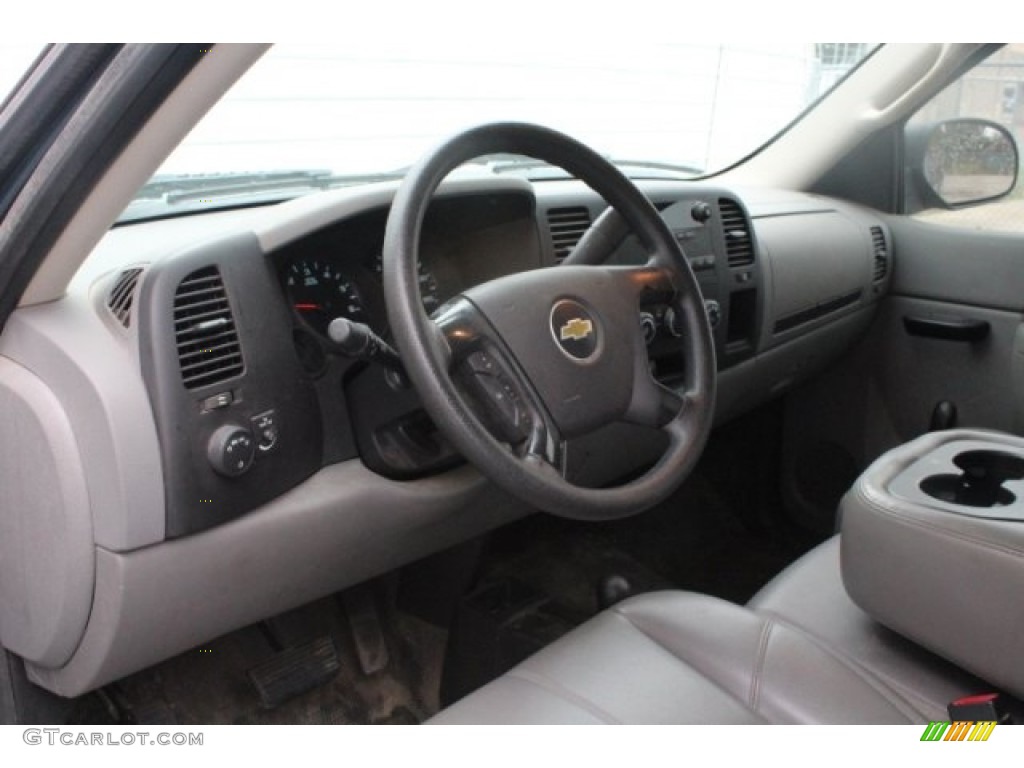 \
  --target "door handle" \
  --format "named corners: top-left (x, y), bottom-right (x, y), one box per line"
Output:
top-left (903, 314), bottom-right (990, 342)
